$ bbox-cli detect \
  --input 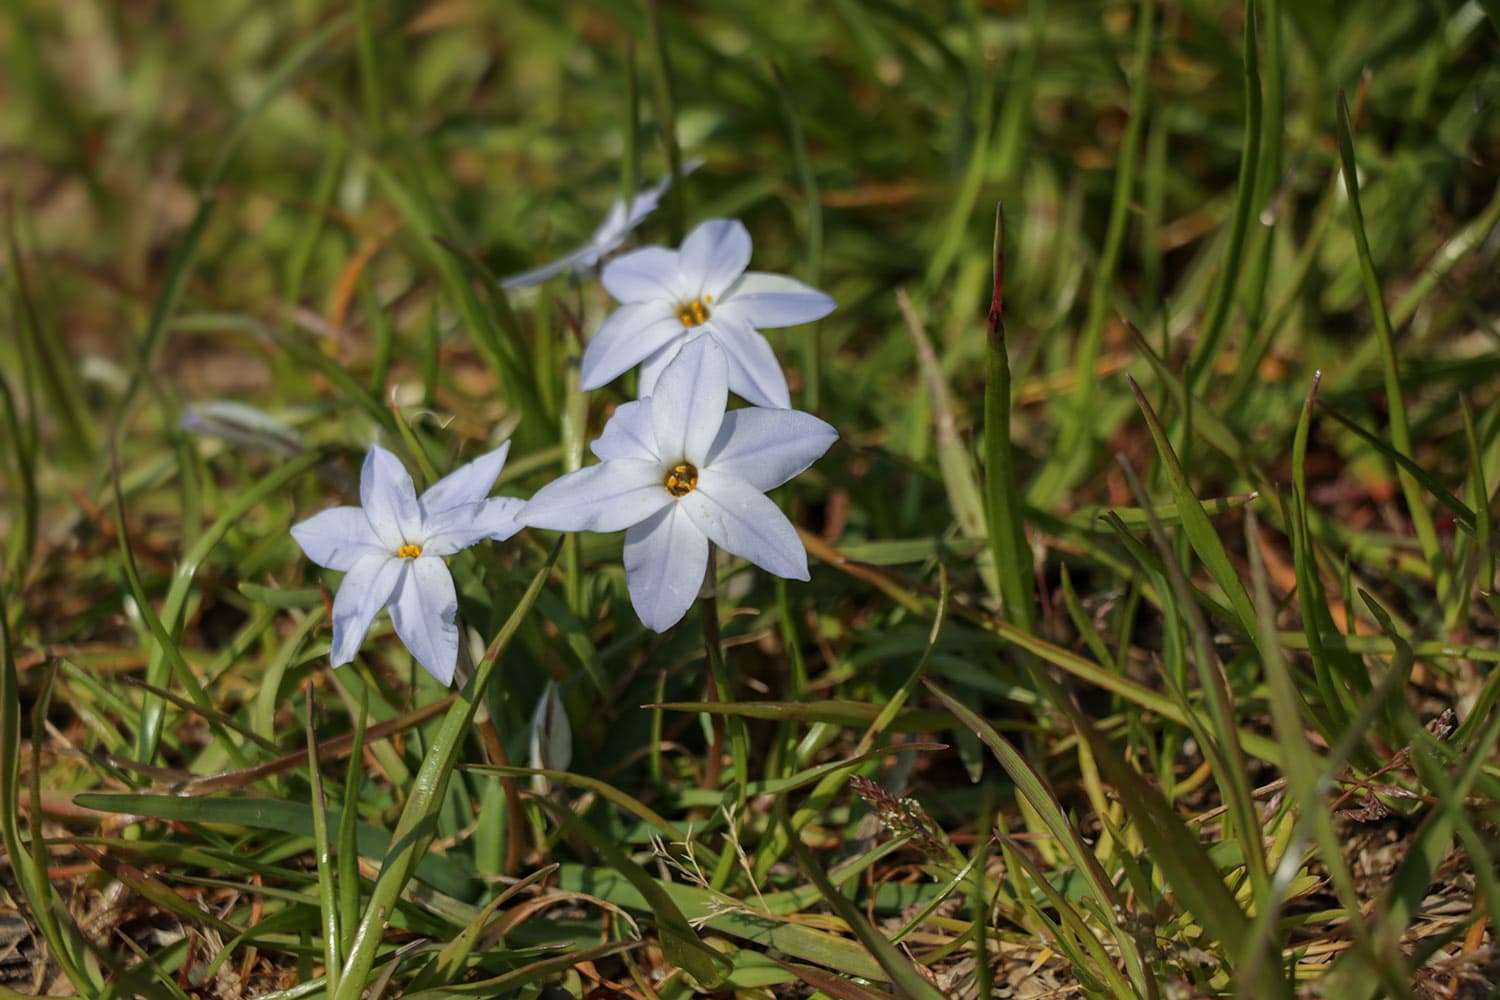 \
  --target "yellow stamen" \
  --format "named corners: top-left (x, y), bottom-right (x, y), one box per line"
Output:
top-left (397, 543), bottom-right (423, 559)
top-left (663, 462), bottom-right (699, 497)
top-left (675, 297), bottom-right (711, 328)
